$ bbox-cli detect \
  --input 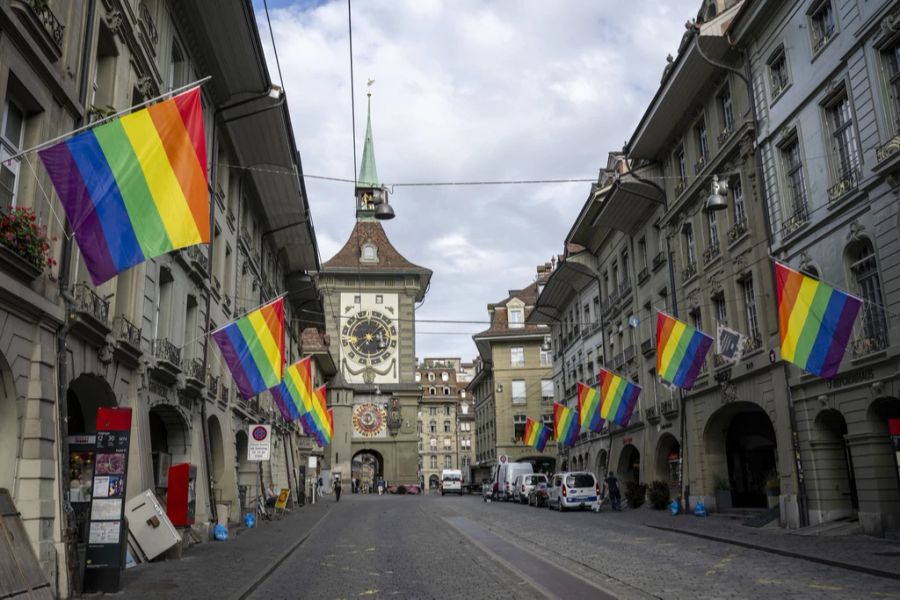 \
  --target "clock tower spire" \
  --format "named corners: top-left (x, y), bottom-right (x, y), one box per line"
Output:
top-left (356, 90), bottom-right (394, 220)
